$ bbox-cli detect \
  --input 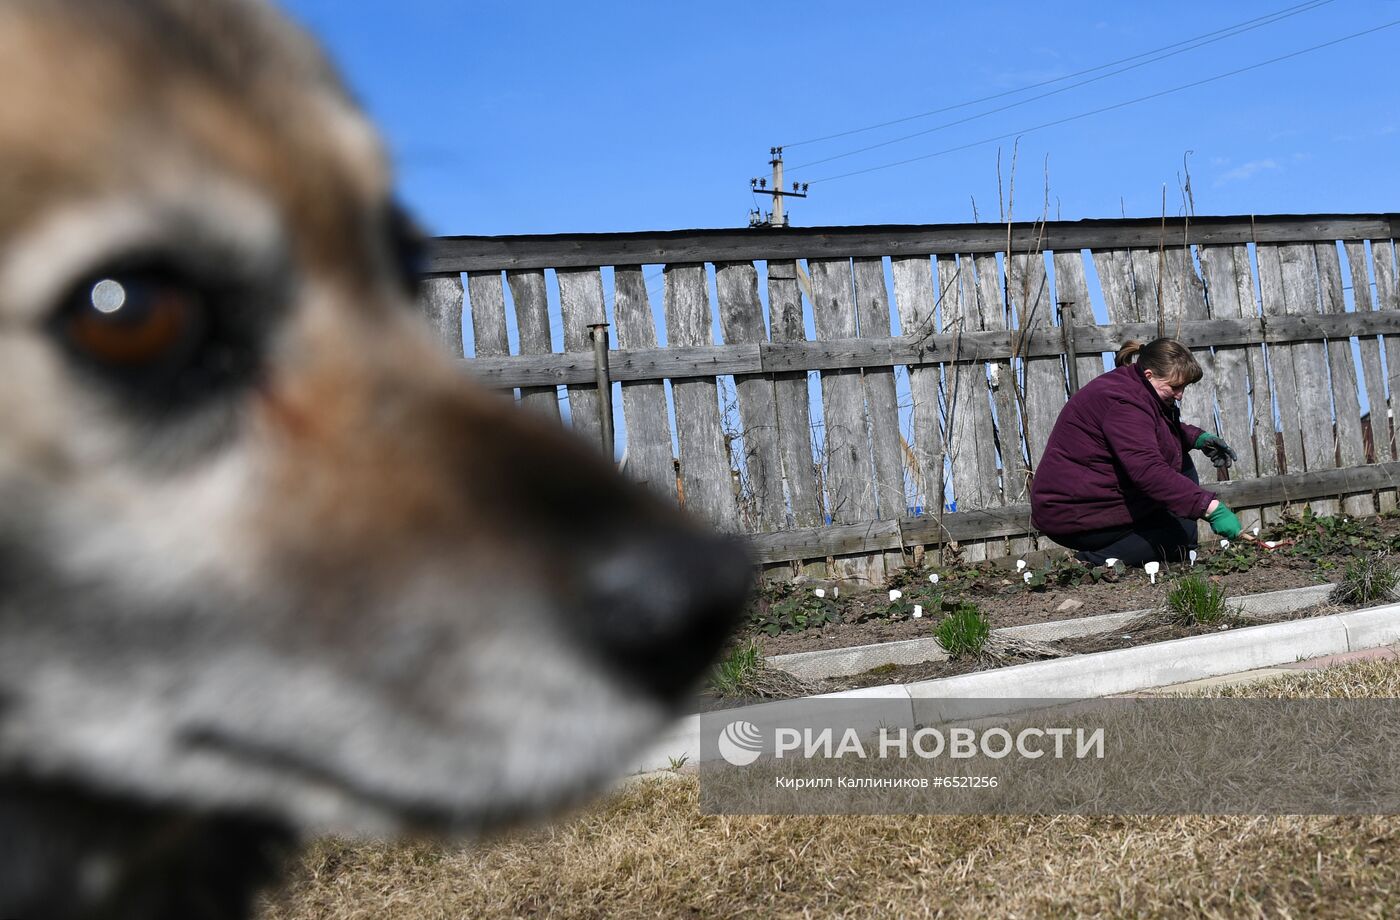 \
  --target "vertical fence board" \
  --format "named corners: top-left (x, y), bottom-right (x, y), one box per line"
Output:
top-left (664, 264), bottom-right (737, 531)
top-left (1095, 250), bottom-right (1140, 324)
top-left (716, 262), bottom-right (785, 532)
top-left (506, 269), bottom-right (561, 421)
top-left (1159, 247), bottom-right (1217, 544)
top-left (1009, 251), bottom-right (1064, 470)
top-left (1316, 243), bottom-right (1373, 516)
top-left (1092, 249), bottom-right (1139, 323)
top-left (1373, 240), bottom-right (1400, 473)
top-left (853, 258), bottom-right (907, 520)
top-left (1256, 245), bottom-right (1305, 482)
top-left (1346, 242), bottom-right (1394, 511)
top-left (1242, 245), bottom-right (1283, 525)
top-left (1199, 244), bottom-right (1263, 531)
top-left (809, 258), bottom-right (882, 583)
top-left (1162, 248), bottom-right (1218, 458)
top-left (418, 273), bottom-right (465, 356)
top-left (1131, 249), bottom-right (1162, 328)
top-left (853, 257), bottom-right (910, 574)
top-left (1280, 243), bottom-right (1338, 515)
top-left (938, 255), bottom-right (1001, 563)
top-left (466, 271), bottom-right (509, 358)
top-left (890, 255), bottom-right (945, 532)
top-left (767, 260), bottom-right (823, 530)
top-left (557, 268), bottom-right (607, 451)
top-left (974, 253), bottom-right (1030, 557)
top-left (613, 266), bottom-right (677, 501)
top-left (1052, 249), bottom-right (1105, 389)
